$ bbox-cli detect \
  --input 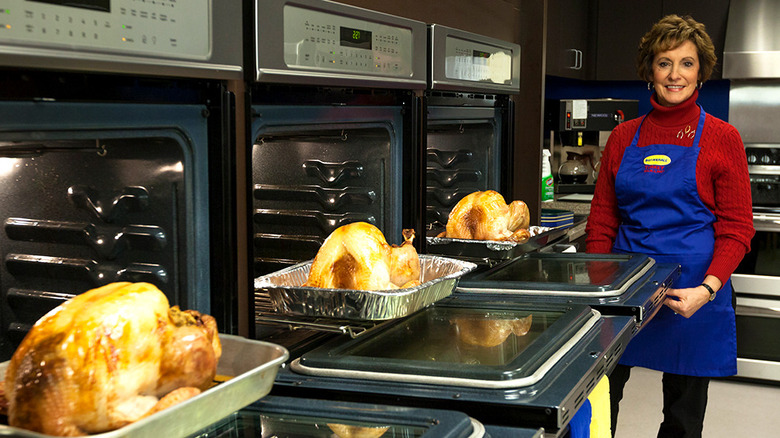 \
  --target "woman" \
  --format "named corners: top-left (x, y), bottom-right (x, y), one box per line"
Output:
top-left (585, 15), bottom-right (754, 438)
